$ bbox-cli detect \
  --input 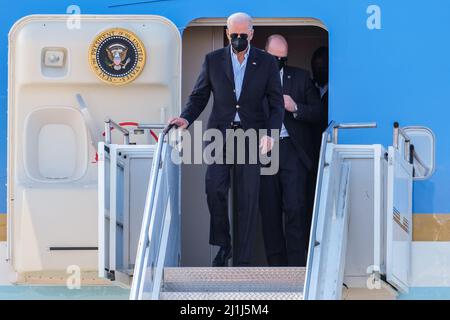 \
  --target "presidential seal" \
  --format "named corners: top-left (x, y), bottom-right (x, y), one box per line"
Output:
top-left (89, 28), bottom-right (146, 85)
